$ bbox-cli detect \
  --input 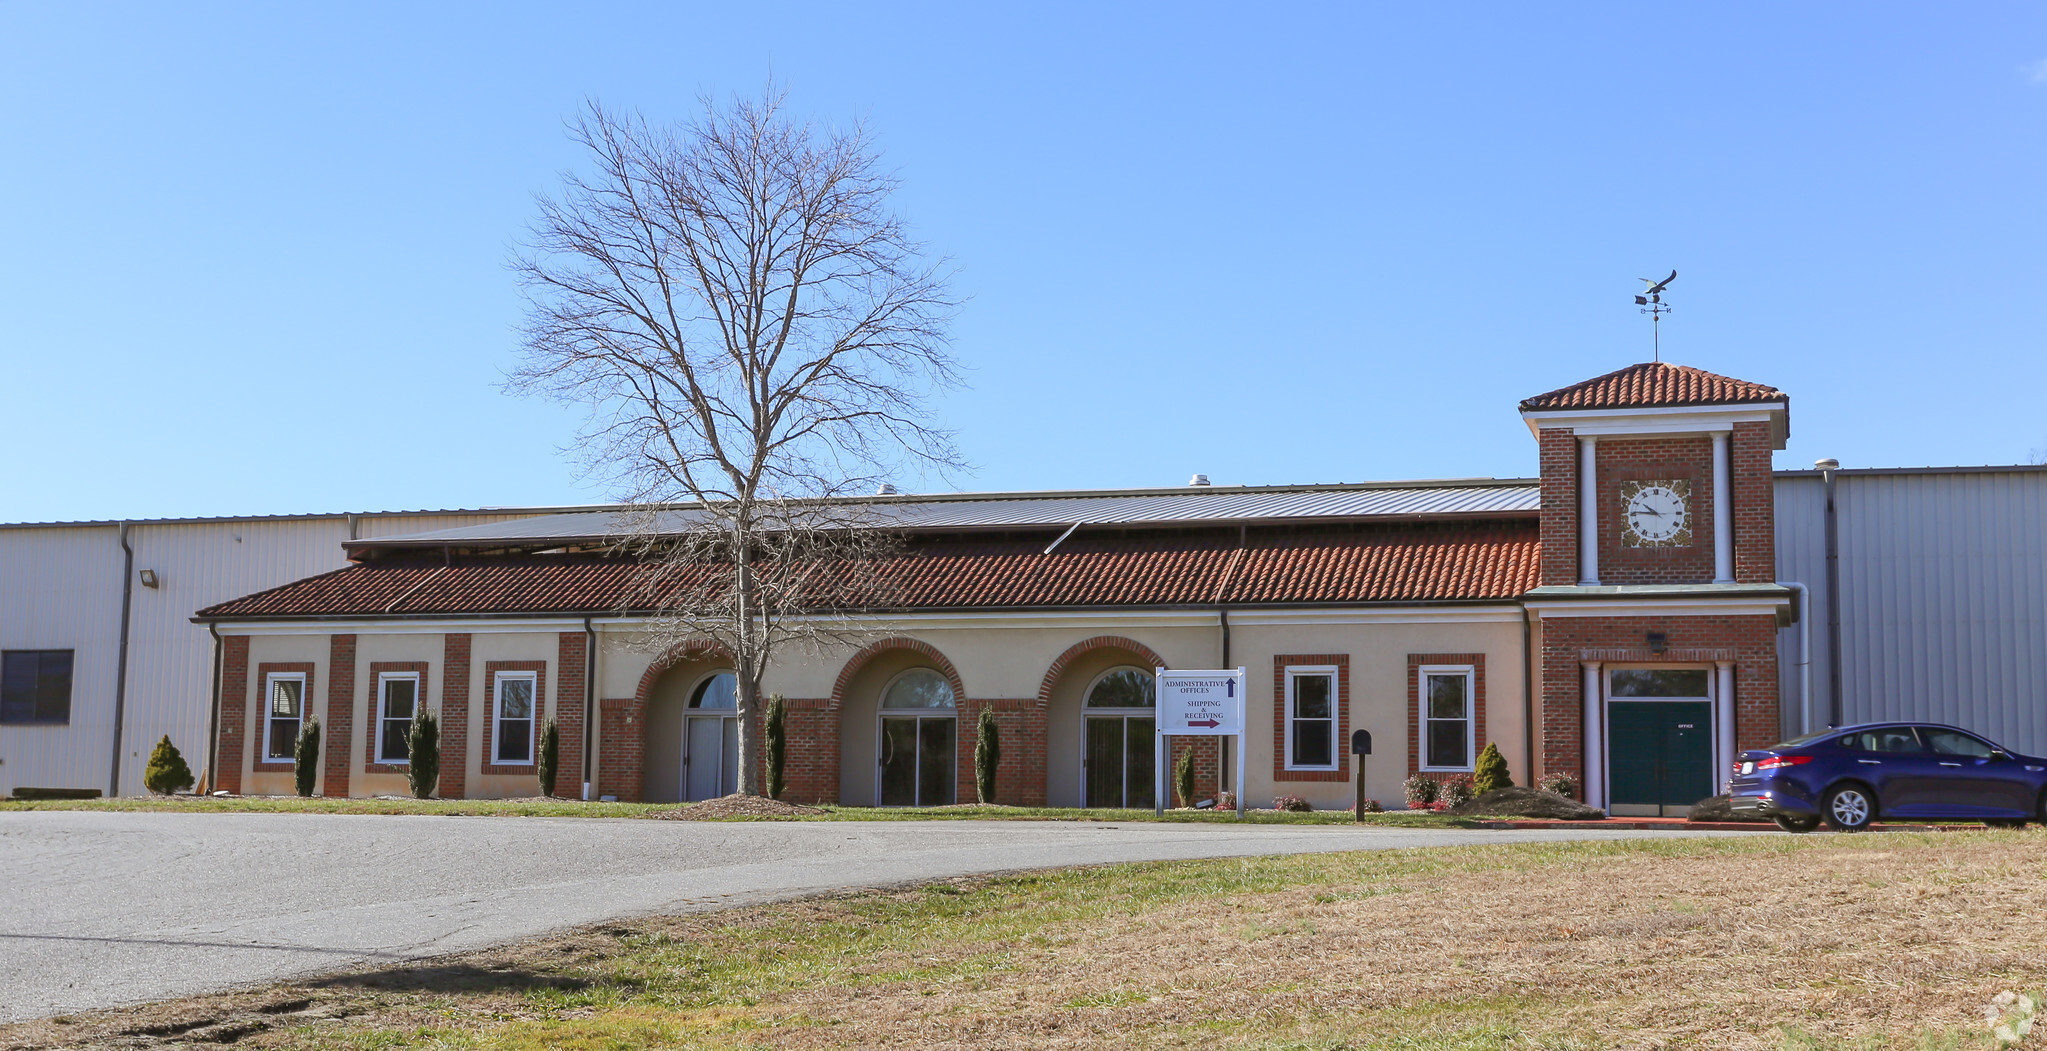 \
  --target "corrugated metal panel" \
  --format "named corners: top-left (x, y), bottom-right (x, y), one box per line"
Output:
top-left (2, 509), bottom-right (570, 796)
top-left (1775, 469), bottom-right (2047, 754)
top-left (353, 483), bottom-right (1544, 549)
top-left (0, 527), bottom-right (125, 797)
